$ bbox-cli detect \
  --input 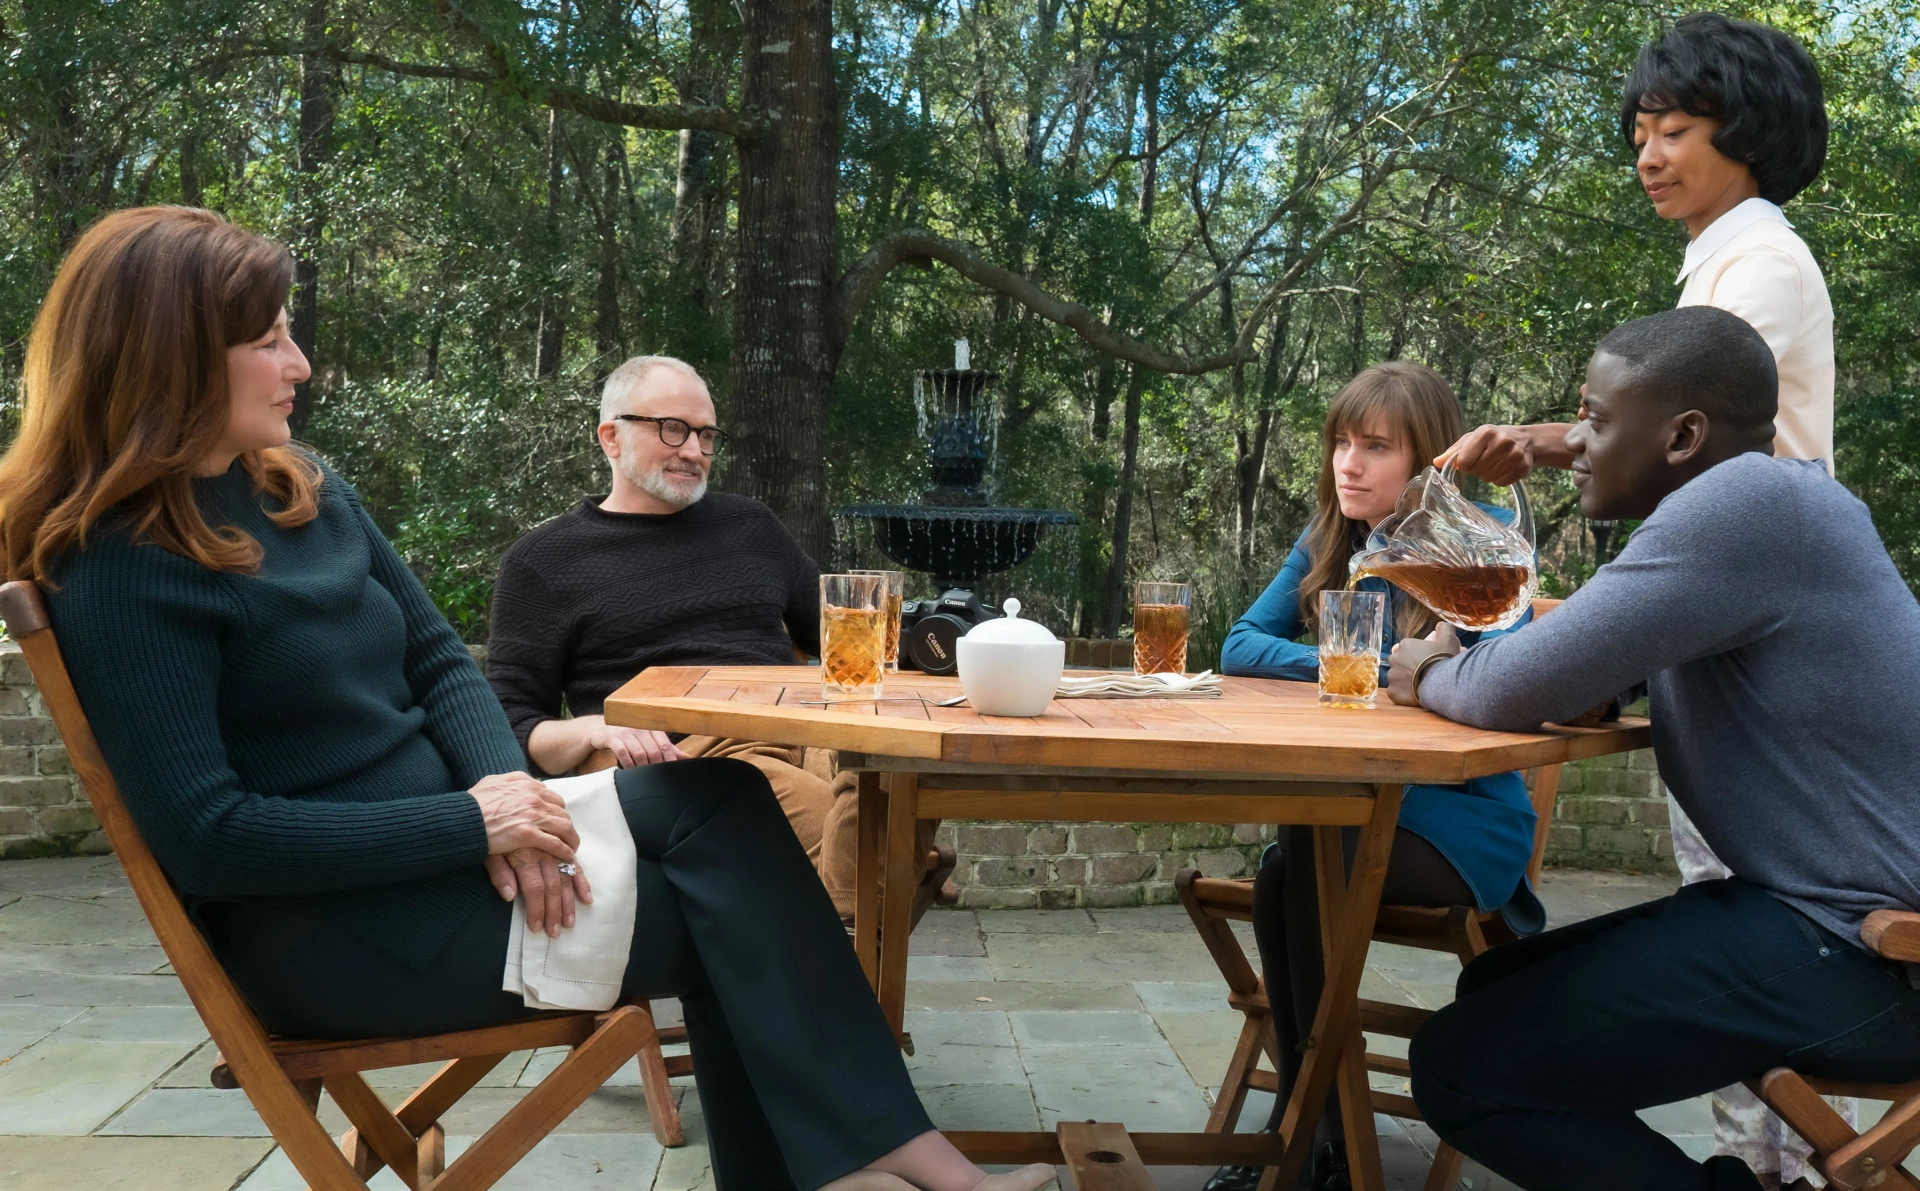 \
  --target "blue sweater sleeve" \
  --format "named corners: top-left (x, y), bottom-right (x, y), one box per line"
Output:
top-left (1220, 535), bottom-right (1323, 680)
